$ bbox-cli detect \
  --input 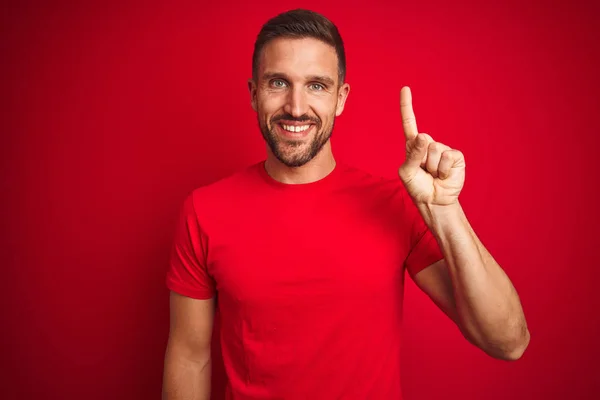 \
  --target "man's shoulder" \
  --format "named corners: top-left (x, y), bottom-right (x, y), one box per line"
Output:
top-left (339, 164), bottom-right (423, 228)
top-left (339, 163), bottom-right (407, 198)
top-left (185, 161), bottom-right (263, 206)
